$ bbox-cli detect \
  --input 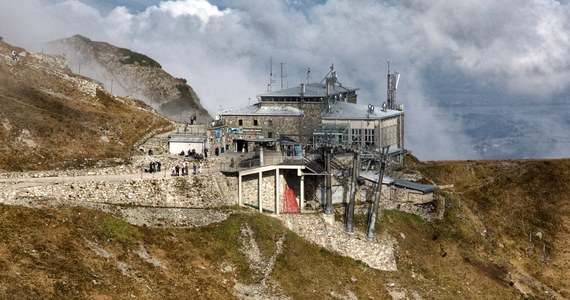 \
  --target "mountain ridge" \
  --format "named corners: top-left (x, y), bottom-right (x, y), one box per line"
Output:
top-left (44, 34), bottom-right (212, 123)
top-left (0, 38), bottom-right (171, 171)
